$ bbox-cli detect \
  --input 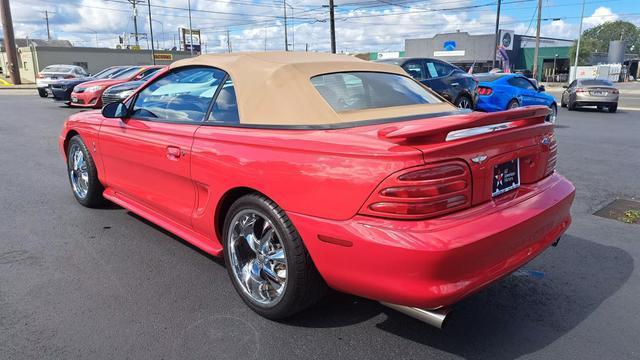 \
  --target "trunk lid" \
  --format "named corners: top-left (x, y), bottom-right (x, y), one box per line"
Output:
top-left (378, 106), bottom-right (556, 205)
